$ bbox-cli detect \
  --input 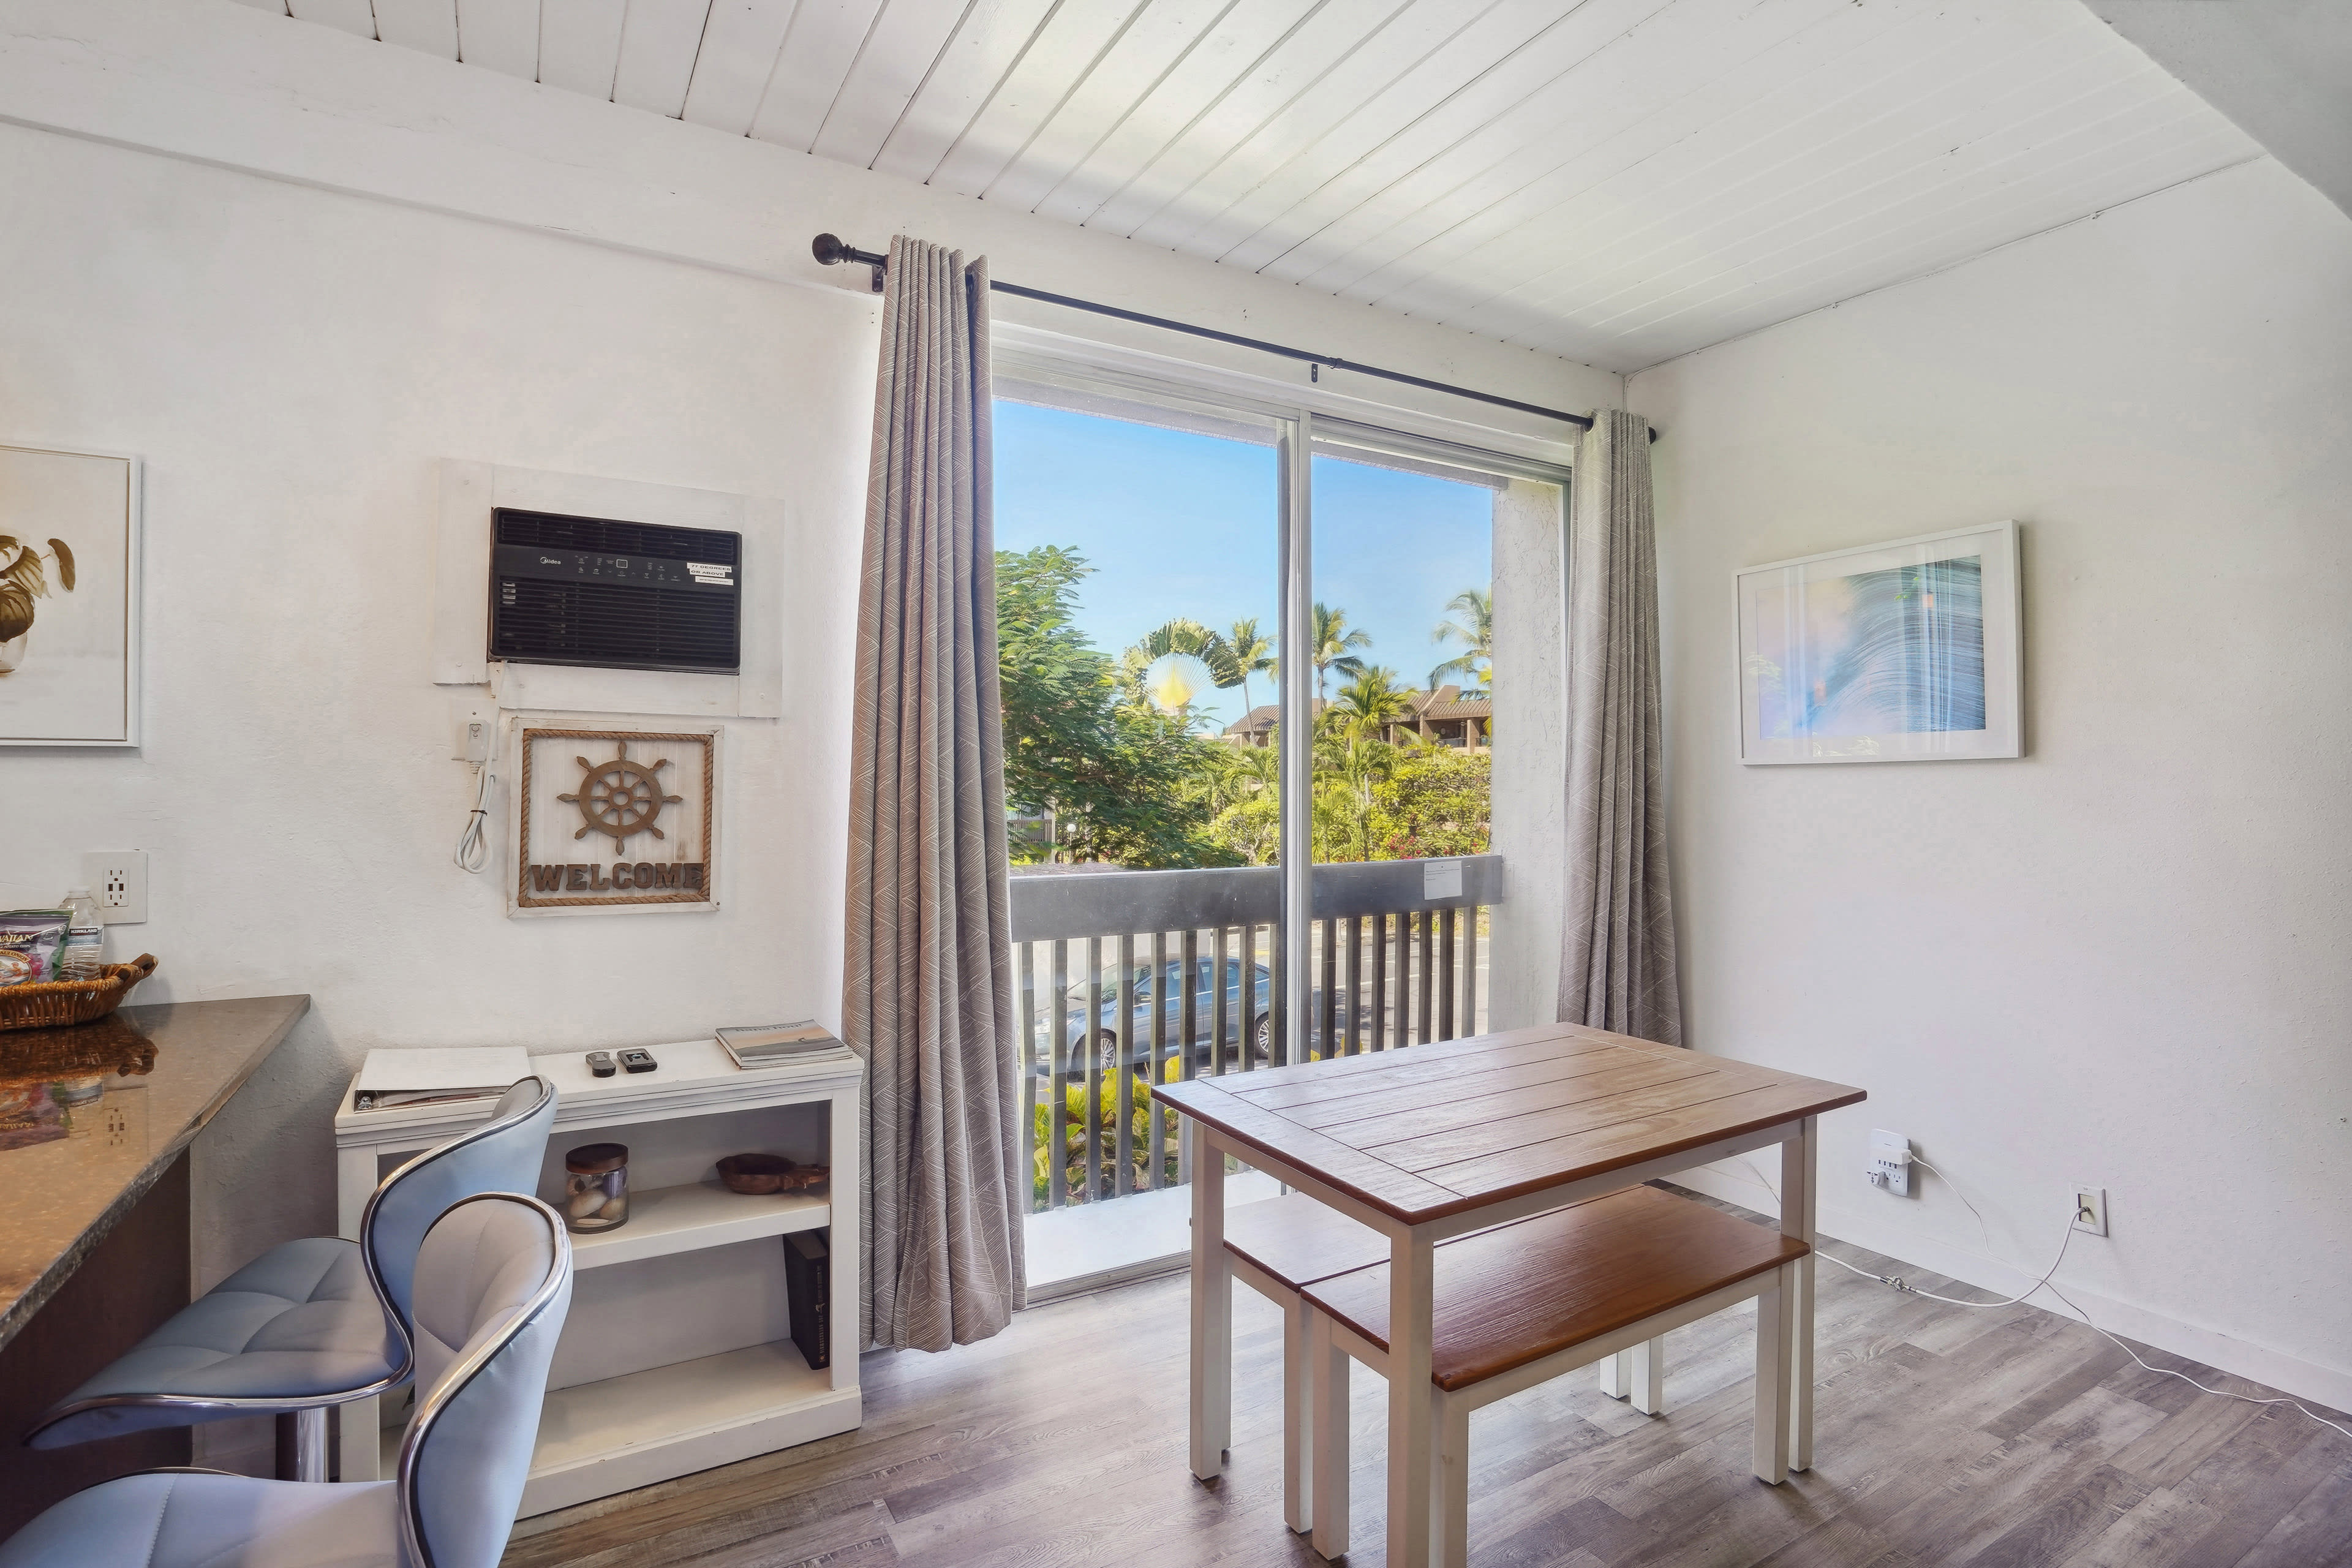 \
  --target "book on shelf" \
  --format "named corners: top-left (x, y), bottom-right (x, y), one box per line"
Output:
top-left (717, 1021), bottom-right (846, 1071)
top-left (352, 1047), bottom-right (532, 1112)
top-left (784, 1229), bottom-right (829, 1371)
